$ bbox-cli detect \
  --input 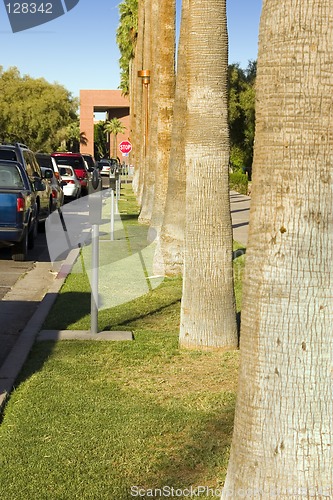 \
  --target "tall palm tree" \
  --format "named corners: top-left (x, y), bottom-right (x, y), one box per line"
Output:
top-left (222, 0), bottom-right (333, 494)
top-left (135, 0), bottom-right (153, 207)
top-left (179, 0), bottom-right (238, 349)
top-left (153, 0), bottom-right (188, 275)
top-left (149, 0), bottom-right (176, 237)
top-left (129, 0), bottom-right (144, 196)
top-left (138, 0), bottom-right (158, 224)
top-left (116, 0), bottom-right (138, 96)
top-left (104, 118), bottom-right (126, 158)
